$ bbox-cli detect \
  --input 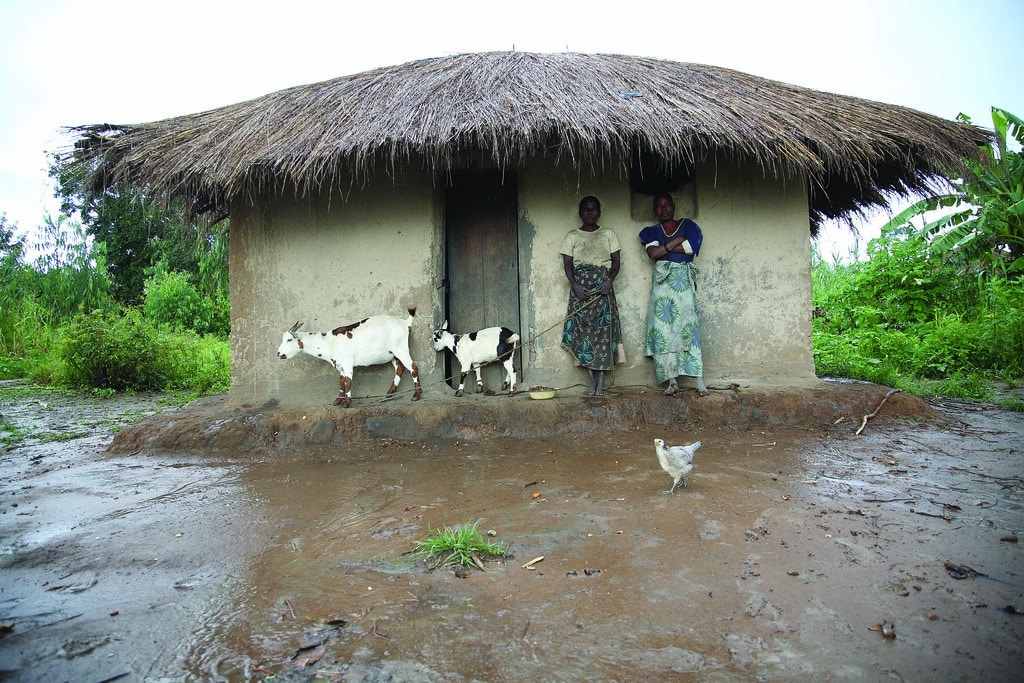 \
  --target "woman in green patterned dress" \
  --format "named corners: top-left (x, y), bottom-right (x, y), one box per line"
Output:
top-left (560, 196), bottom-right (622, 396)
top-left (638, 193), bottom-right (709, 396)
